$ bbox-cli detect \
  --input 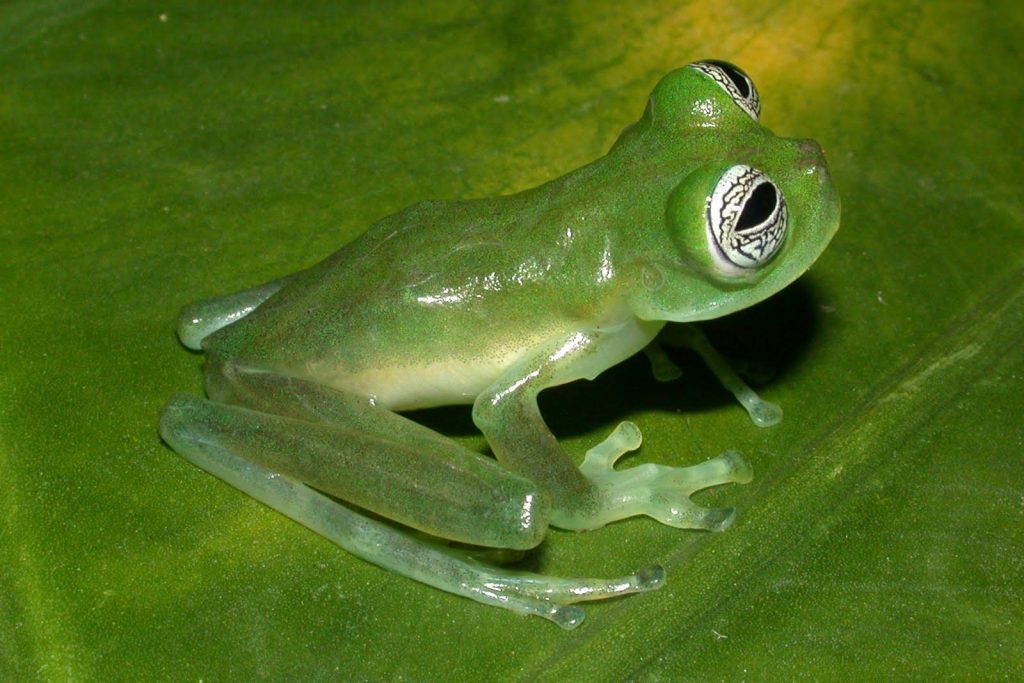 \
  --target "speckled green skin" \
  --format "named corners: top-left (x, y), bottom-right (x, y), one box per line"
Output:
top-left (160, 64), bottom-right (839, 626)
